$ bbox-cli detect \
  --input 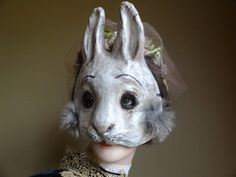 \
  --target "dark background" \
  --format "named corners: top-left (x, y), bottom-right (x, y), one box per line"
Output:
top-left (0, 0), bottom-right (235, 177)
